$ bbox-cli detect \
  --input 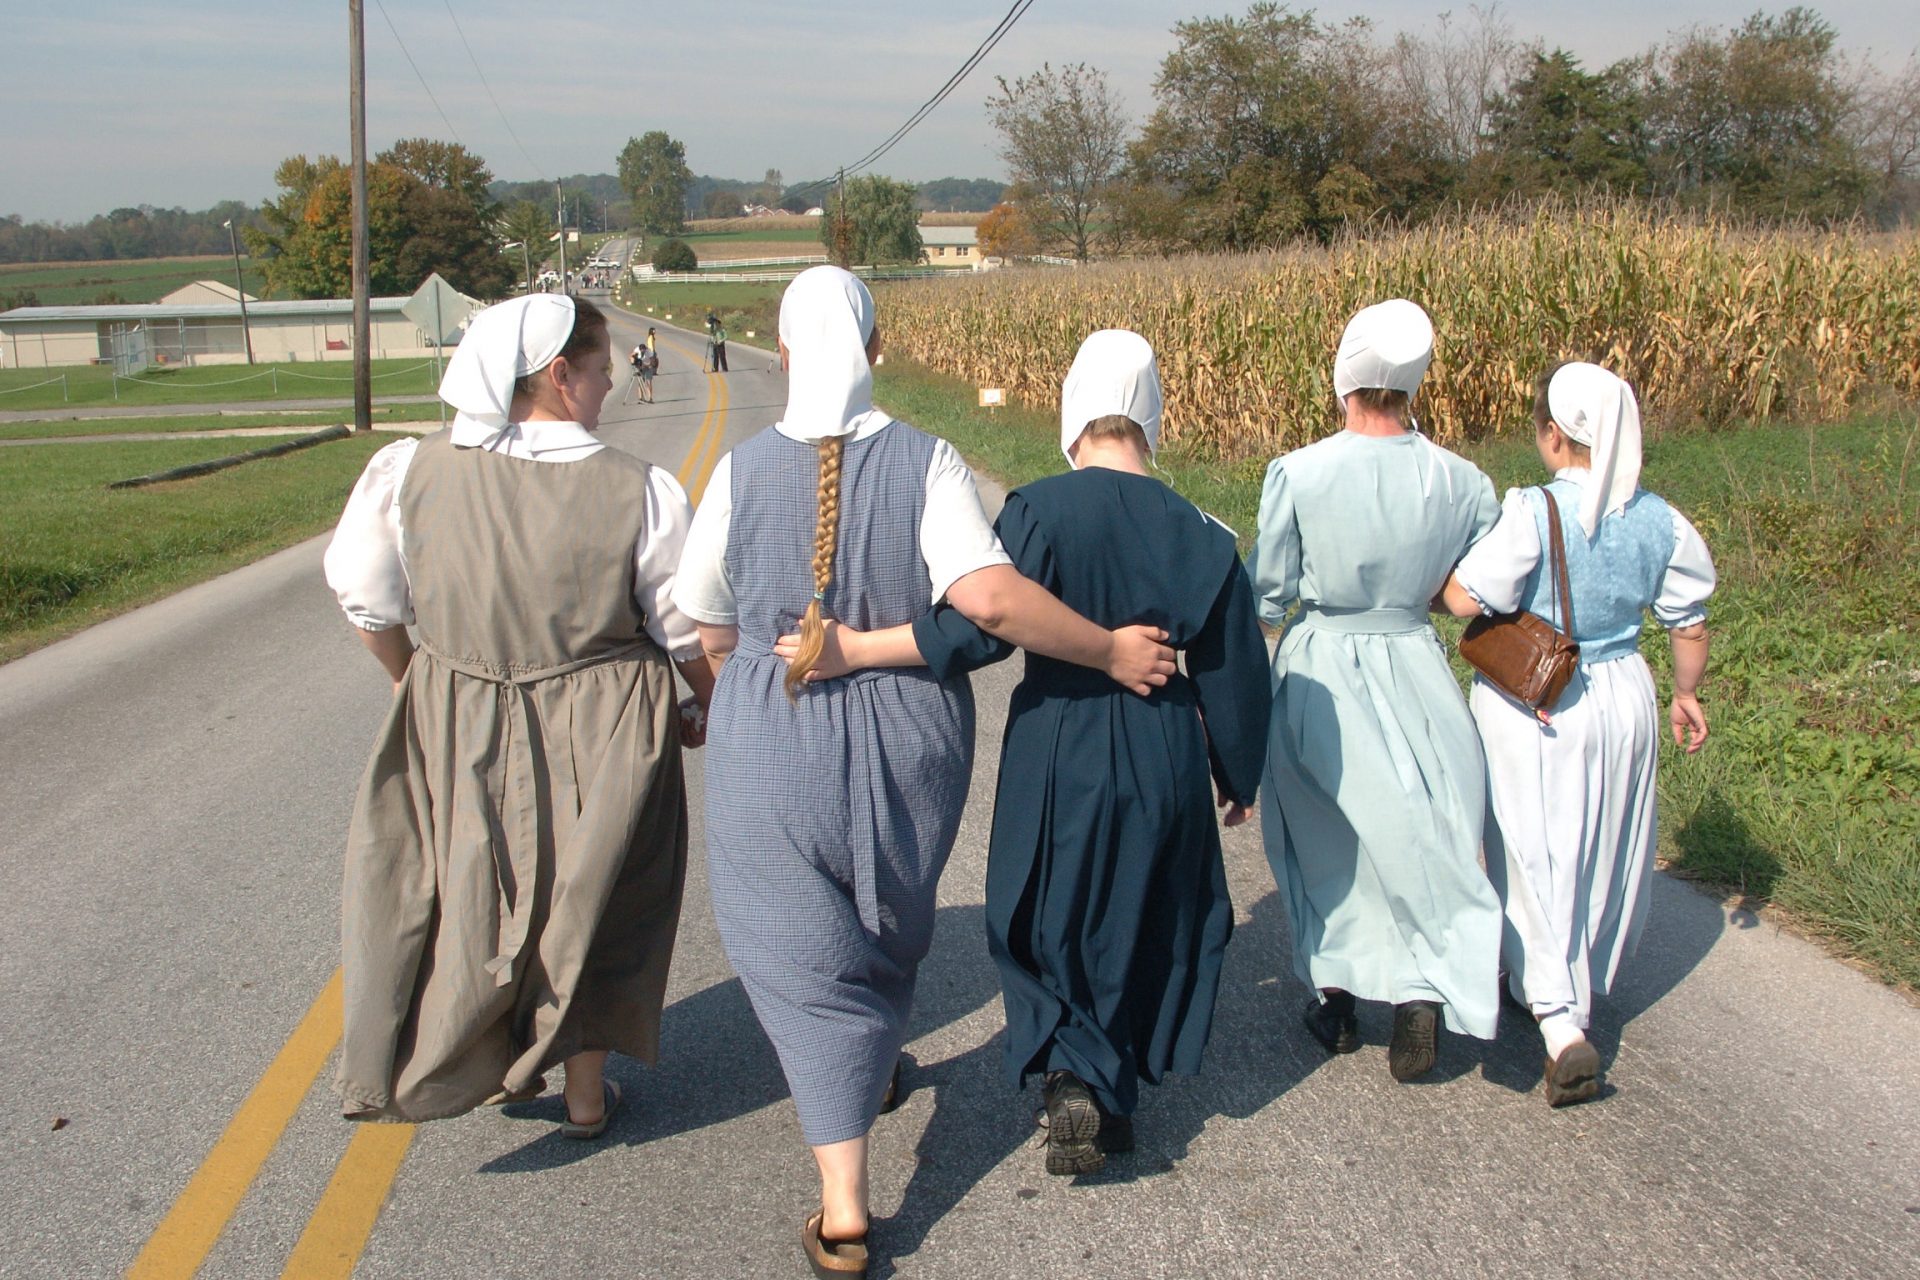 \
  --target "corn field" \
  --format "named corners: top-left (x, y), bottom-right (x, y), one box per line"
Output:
top-left (878, 205), bottom-right (1920, 458)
